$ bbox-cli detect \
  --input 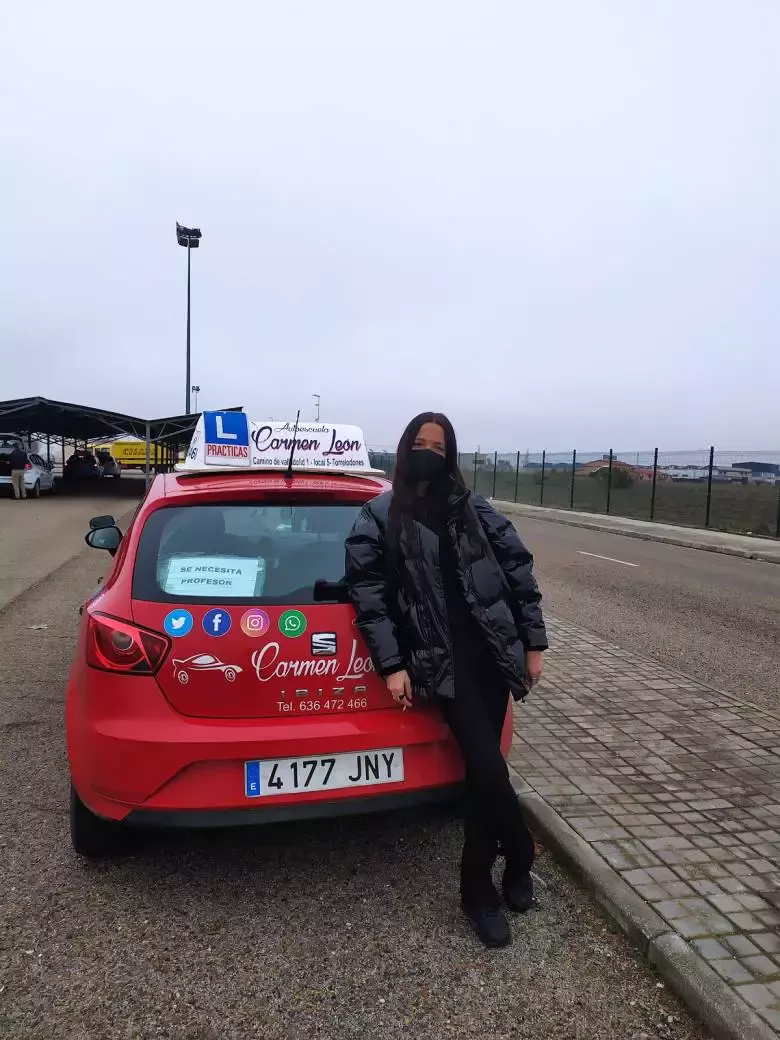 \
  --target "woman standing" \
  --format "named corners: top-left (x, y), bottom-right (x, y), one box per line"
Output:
top-left (345, 412), bottom-right (548, 948)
